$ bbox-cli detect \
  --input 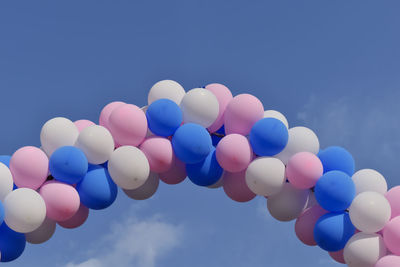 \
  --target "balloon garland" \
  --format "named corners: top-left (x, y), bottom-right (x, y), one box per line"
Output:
top-left (0, 80), bottom-right (399, 267)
